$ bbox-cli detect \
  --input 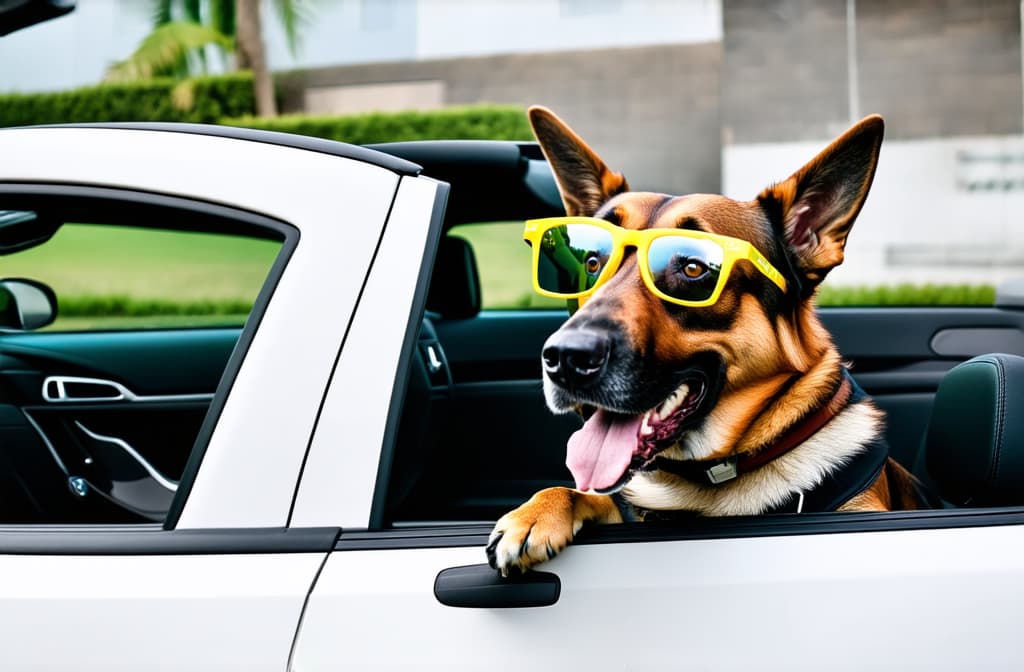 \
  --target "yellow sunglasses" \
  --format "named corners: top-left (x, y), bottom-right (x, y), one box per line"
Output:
top-left (523, 216), bottom-right (788, 308)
